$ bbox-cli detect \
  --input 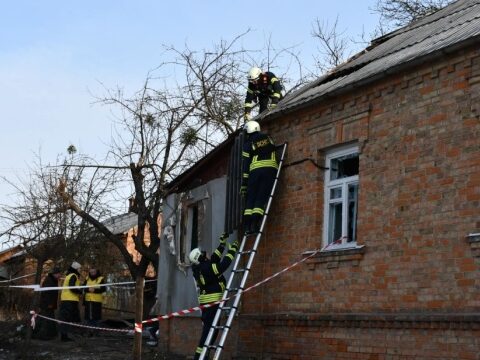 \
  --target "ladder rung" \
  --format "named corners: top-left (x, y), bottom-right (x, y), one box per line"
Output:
top-left (227, 287), bottom-right (243, 292)
top-left (232, 268), bottom-right (247, 273)
top-left (214, 325), bottom-right (230, 330)
top-left (240, 249), bottom-right (256, 255)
